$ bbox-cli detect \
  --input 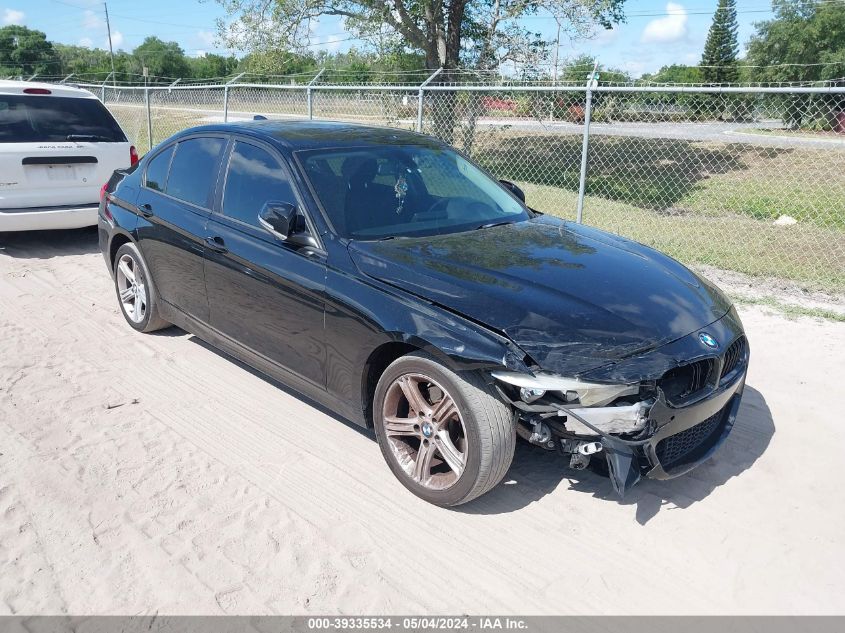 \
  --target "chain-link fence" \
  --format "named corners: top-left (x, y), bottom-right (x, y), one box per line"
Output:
top-left (77, 77), bottom-right (845, 294)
